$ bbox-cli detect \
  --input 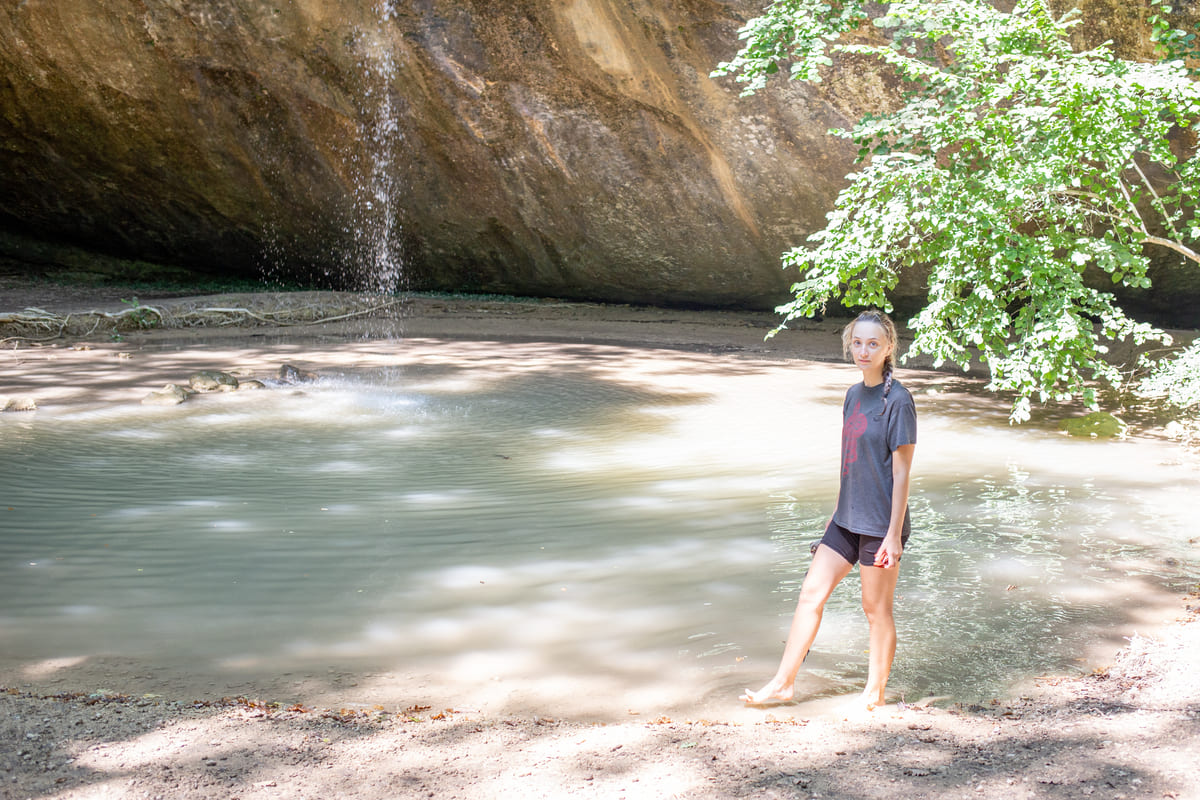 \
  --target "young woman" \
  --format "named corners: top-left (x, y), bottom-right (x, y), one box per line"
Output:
top-left (741, 309), bottom-right (917, 711)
